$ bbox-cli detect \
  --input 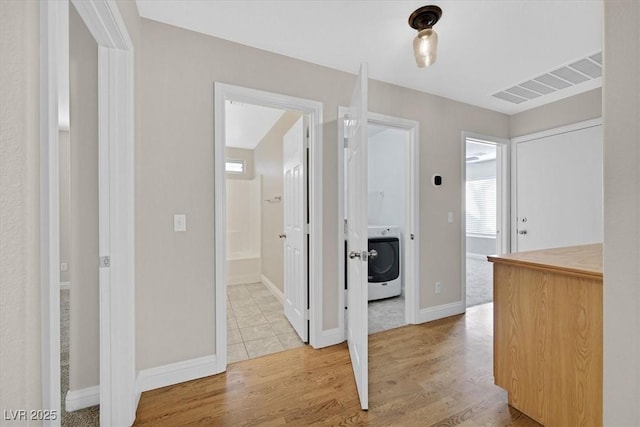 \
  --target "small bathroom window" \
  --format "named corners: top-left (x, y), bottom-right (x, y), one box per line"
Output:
top-left (225, 159), bottom-right (245, 174)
